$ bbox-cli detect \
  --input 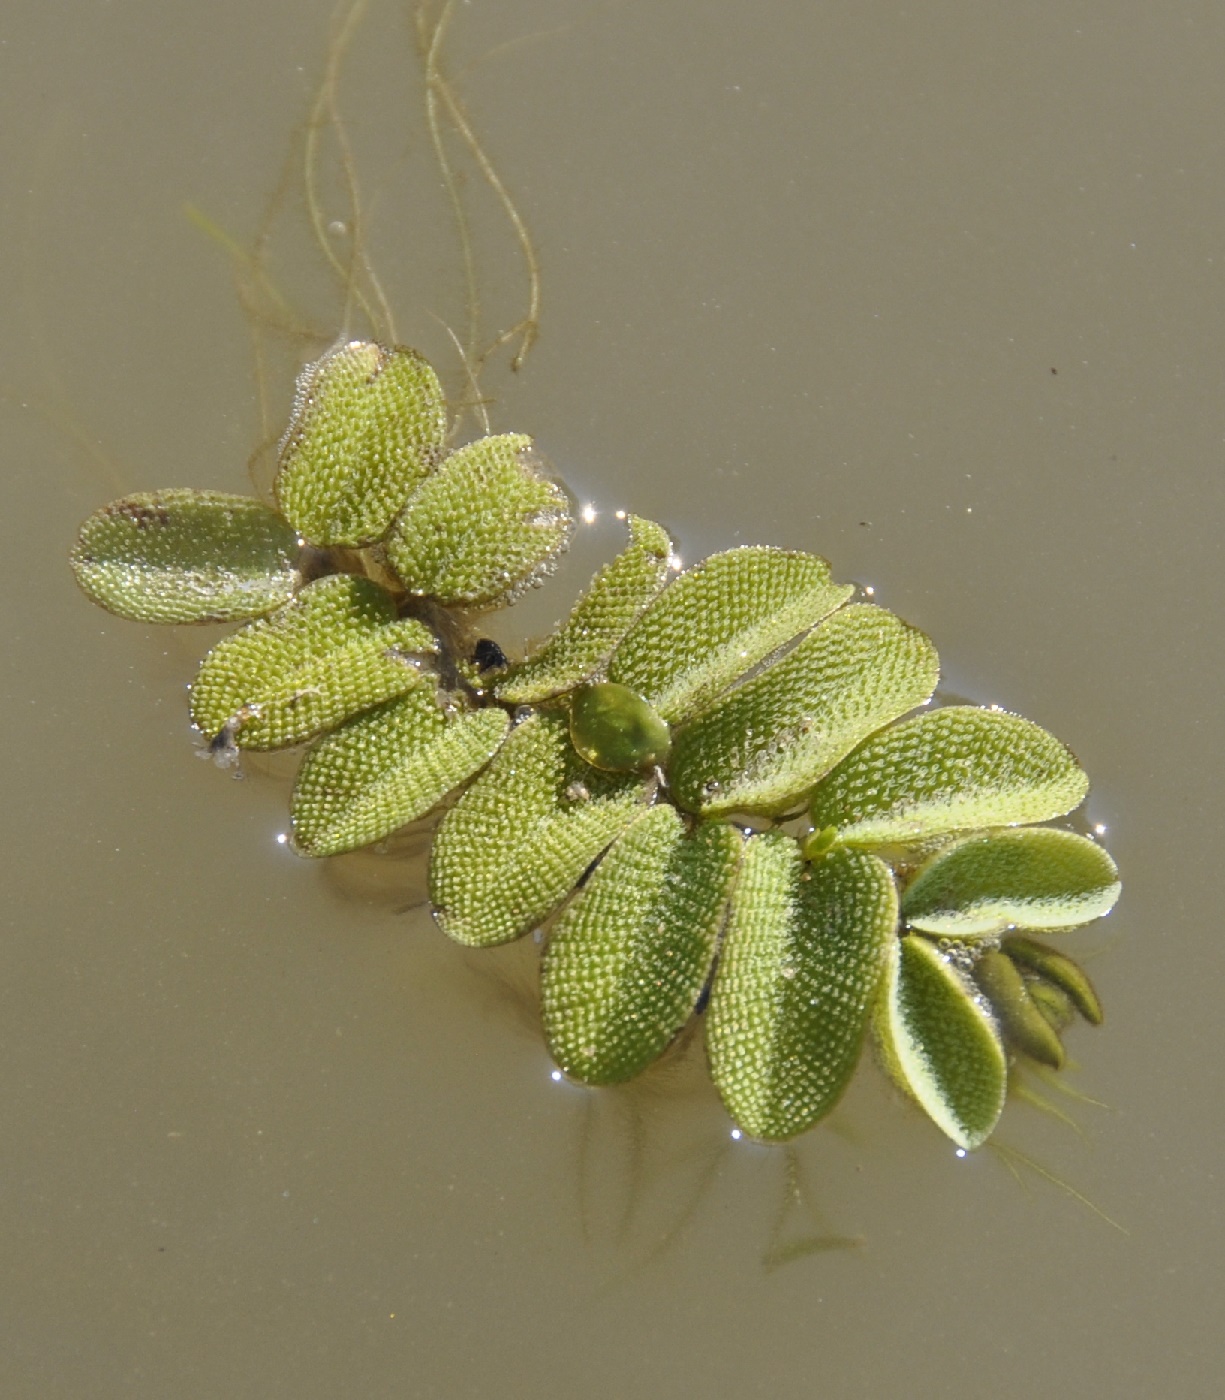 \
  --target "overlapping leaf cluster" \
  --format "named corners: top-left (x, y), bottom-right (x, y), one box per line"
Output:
top-left (71, 340), bottom-right (1121, 1152)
